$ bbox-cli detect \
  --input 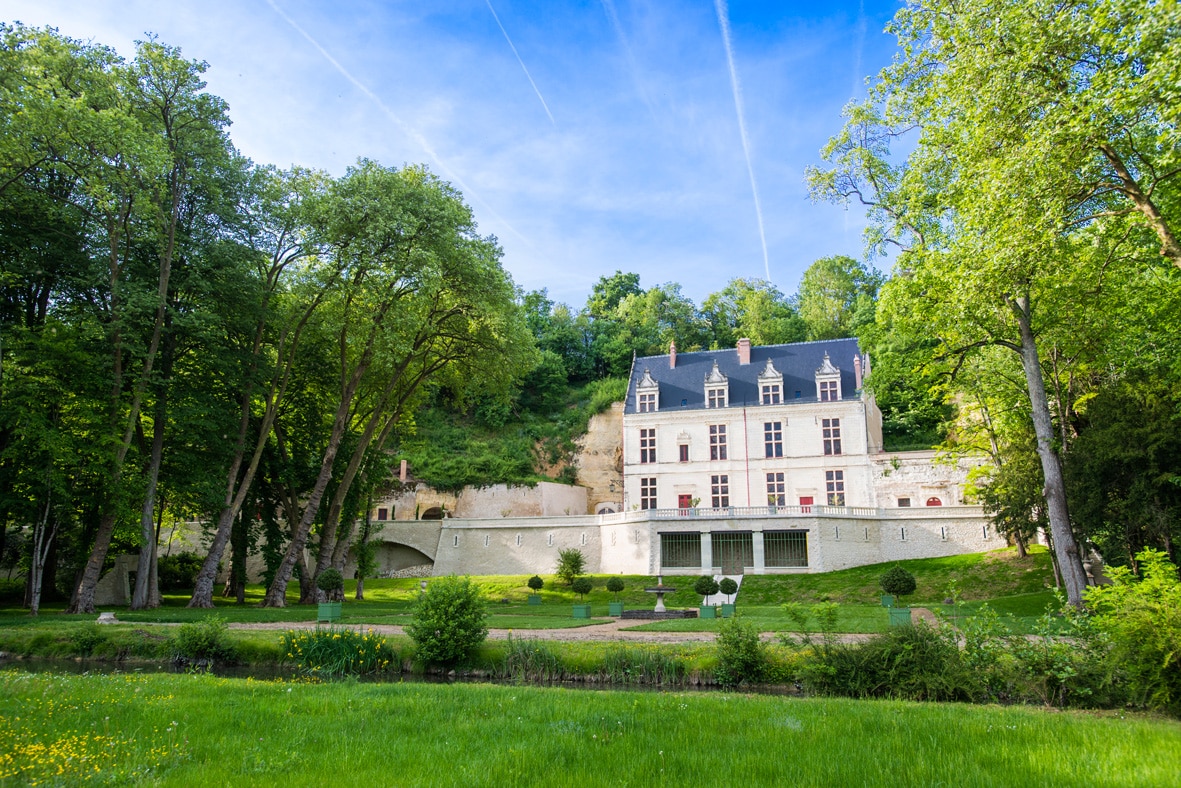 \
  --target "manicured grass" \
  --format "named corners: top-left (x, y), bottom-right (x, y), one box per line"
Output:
top-left (737, 545), bottom-right (1055, 605)
top-left (625, 604), bottom-right (894, 634)
top-left (2, 670), bottom-right (1178, 786)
